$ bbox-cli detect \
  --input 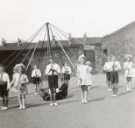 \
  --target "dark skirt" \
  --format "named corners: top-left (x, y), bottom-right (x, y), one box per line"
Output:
top-left (48, 75), bottom-right (58, 90)
top-left (0, 82), bottom-right (8, 97)
top-left (111, 71), bottom-right (119, 84)
top-left (63, 74), bottom-right (70, 80)
top-left (106, 72), bottom-right (111, 81)
top-left (32, 77), bottom-right (41, 84)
